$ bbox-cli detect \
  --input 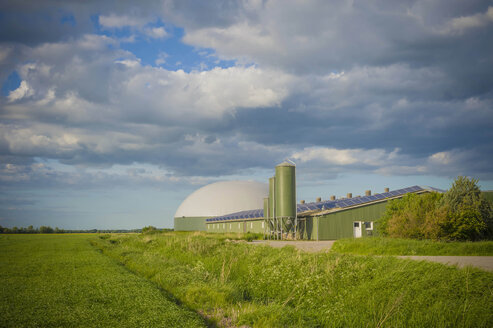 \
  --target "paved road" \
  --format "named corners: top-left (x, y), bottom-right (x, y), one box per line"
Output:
top-left (249, 240), bottom-right (493, 272)
top-left (397, 256), bottom-right (493, 272)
